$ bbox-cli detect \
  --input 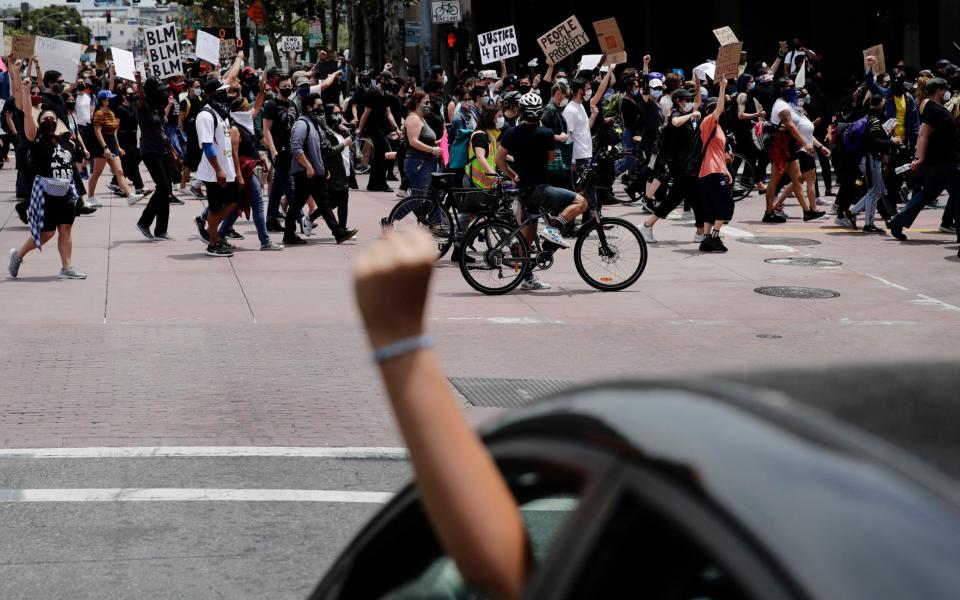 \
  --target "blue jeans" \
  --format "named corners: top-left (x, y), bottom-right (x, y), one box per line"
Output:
top-left (615, 128), bottom-right (637, 176)
top-left (852, 155), bottom-right (885, 226)
top-left (213, 175), bottom-right (270, 245)
top-left (268, 165), bottom-right (293, 221)
top-left (891, 161), bottom-right (960, 231)
top-left (404, 157), bottom-right (439, 192)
